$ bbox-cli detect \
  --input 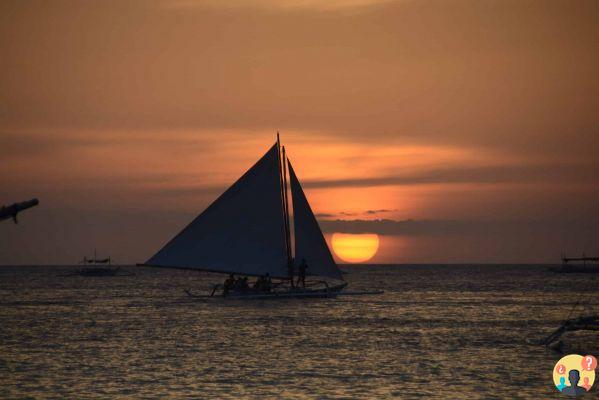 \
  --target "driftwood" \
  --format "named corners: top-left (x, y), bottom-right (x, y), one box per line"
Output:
top-left (541, 315), bottom-right (599, 347)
